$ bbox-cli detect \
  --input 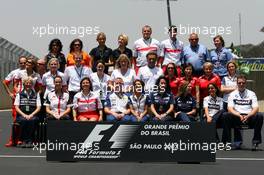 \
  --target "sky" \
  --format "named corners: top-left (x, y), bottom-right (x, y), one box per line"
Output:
top-left (0, 0), bottom-right (263, 58)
